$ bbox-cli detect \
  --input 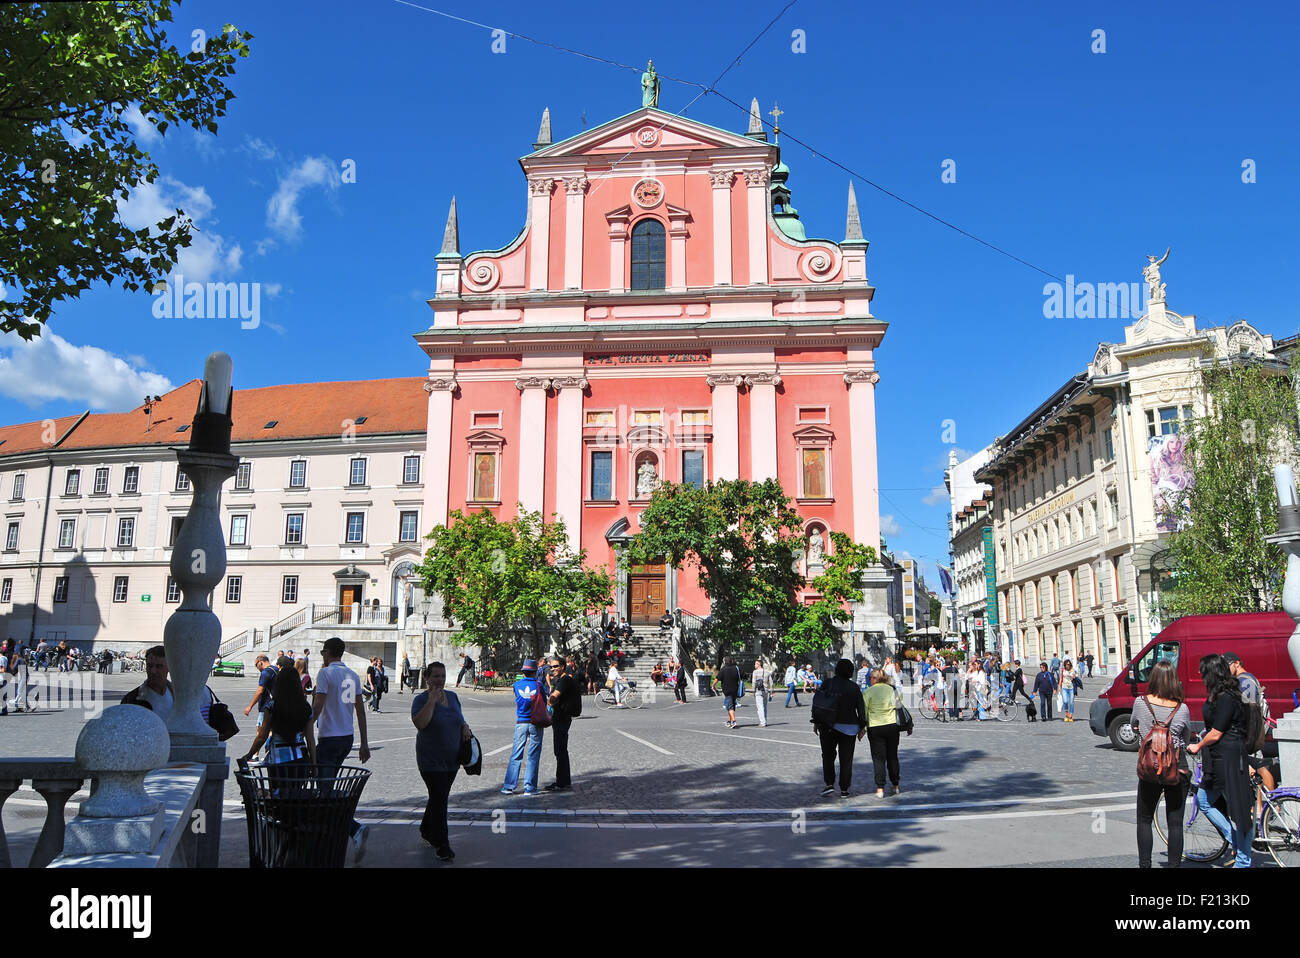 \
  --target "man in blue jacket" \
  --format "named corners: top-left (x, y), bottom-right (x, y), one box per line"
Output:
top-left (502, 660), bottom-right (545, 795)
top-left (1032, 662), bottom-right (1057, 721)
